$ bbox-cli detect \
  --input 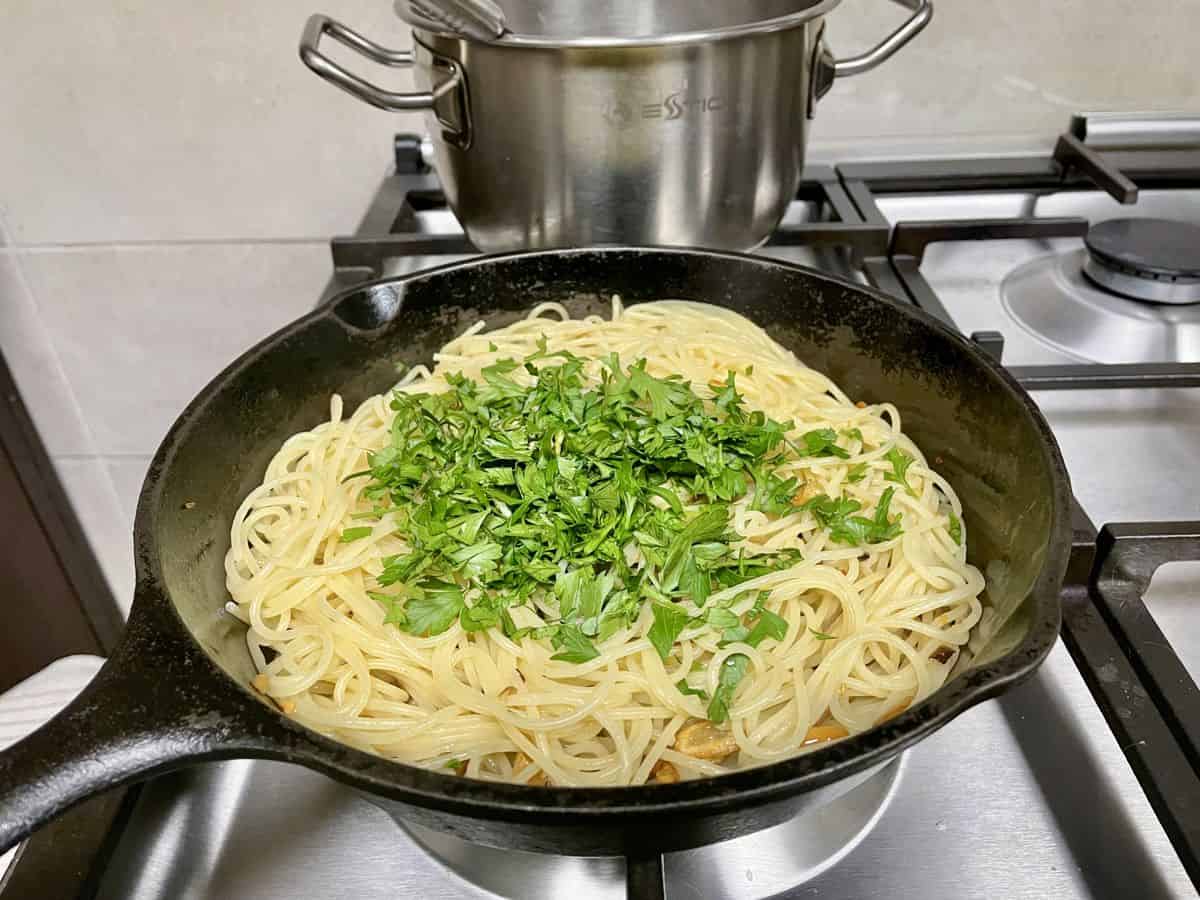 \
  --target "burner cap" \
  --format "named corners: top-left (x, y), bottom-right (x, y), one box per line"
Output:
top-left (1083, 217), bottom-right (1200, 304)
